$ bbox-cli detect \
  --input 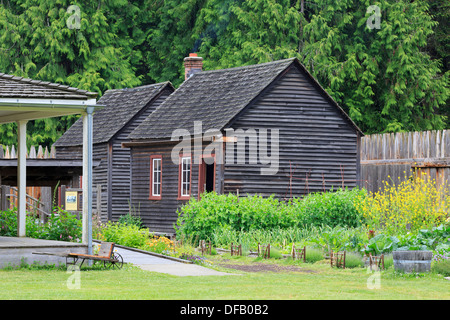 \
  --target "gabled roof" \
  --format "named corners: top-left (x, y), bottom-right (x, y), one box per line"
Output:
top-left (0, 73), bottom-right (98, 99)
top-left (54, 82), bottom-right (174, 147)
top-left (129, 58), bottom-right (362, 141)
